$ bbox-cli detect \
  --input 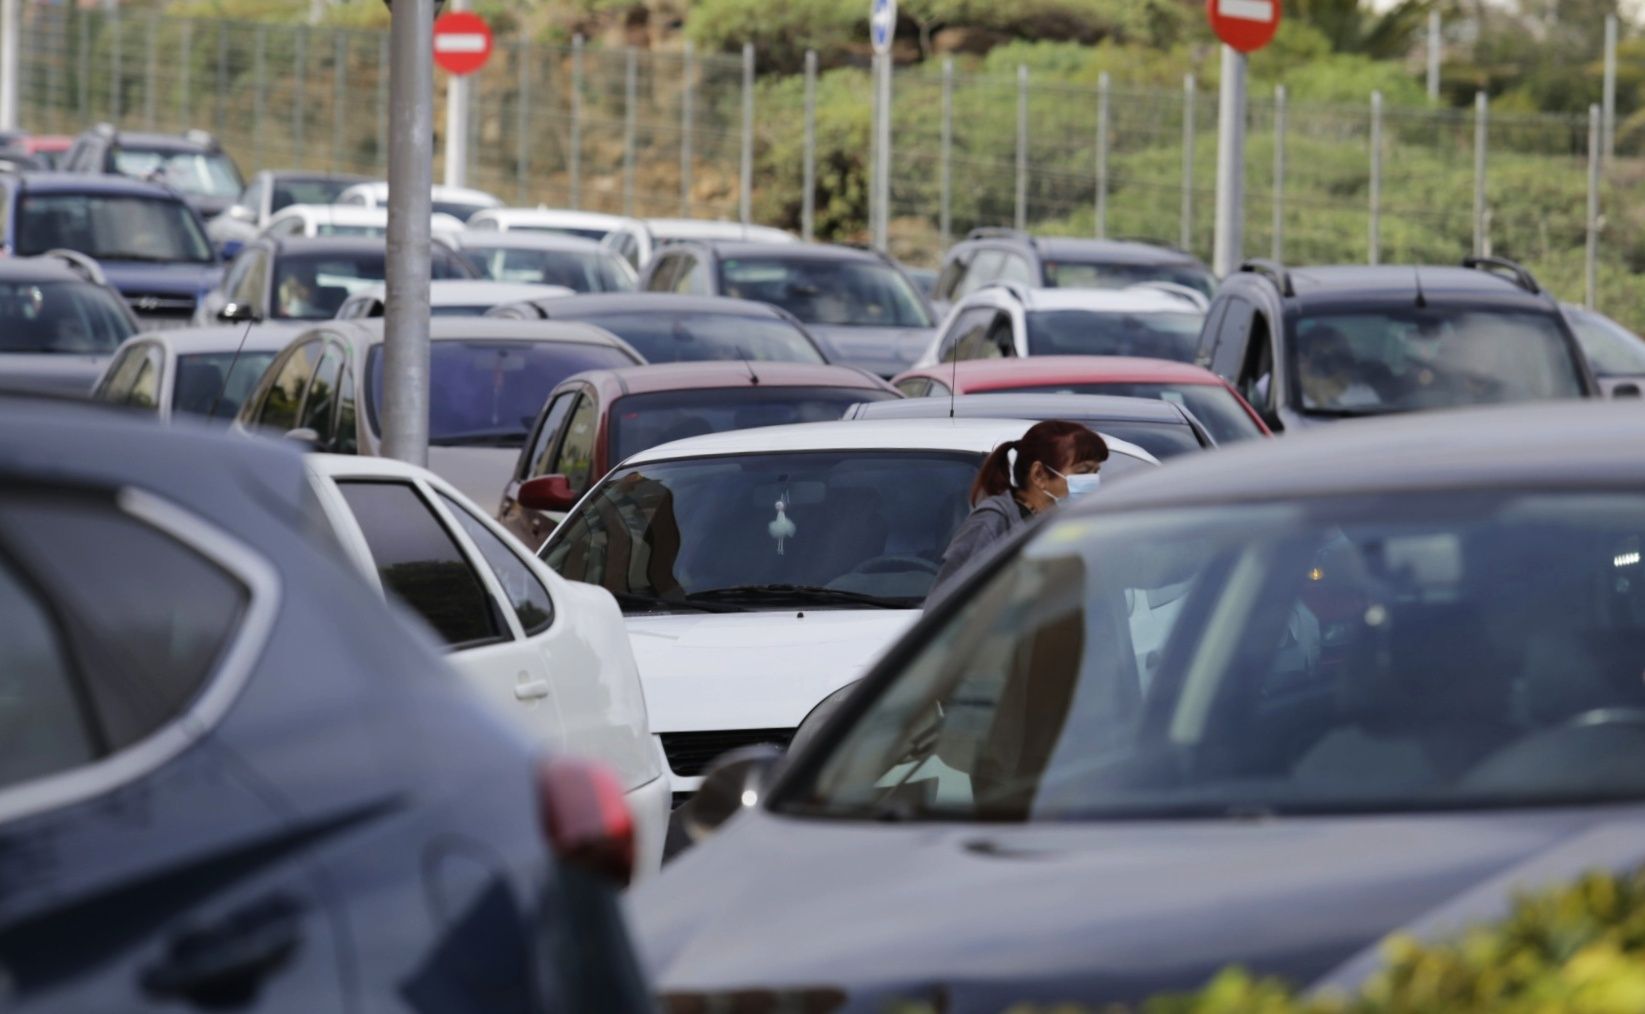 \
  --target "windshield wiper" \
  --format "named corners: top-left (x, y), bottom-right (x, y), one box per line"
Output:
top-left (685, 584), bottom-right (918, 609)
top-left (611, 590), bottom-right (746, 614)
